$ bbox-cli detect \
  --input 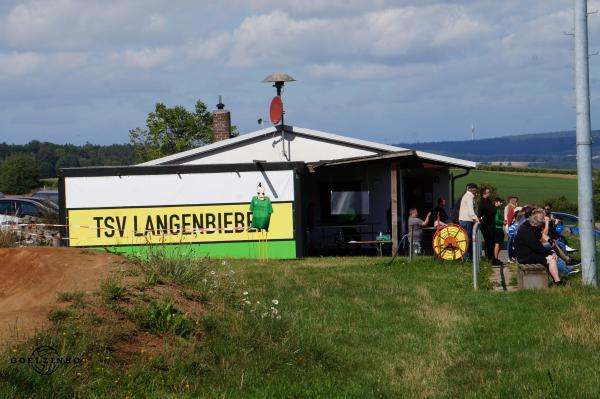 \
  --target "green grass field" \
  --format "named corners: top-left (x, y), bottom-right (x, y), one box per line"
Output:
top-left (454, 169), bottom-right (577, 206)
top-left (3, 254), bottom-right (600, 398)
